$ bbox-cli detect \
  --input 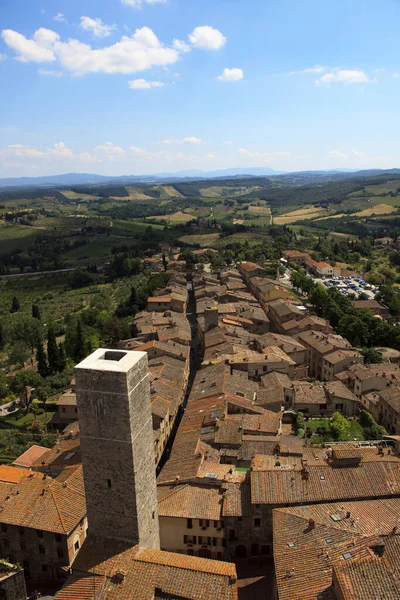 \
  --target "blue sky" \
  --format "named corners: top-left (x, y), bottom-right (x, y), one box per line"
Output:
top-left (1, 0), bottom-right (400, 177)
